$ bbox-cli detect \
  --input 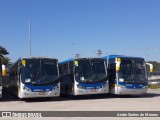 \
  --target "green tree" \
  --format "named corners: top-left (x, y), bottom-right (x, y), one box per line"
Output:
top-left (0, 46), bottom-right (9, 55)
top-left (1, 57), bottom-right (10, 65)
top-left (148, 61), bottom-right (160, 72)
top-left (0, 46), bottom-right (10, 65)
